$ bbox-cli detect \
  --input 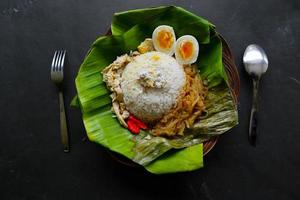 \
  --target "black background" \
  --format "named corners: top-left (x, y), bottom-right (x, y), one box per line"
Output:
top-left (0, 0), bottom-right (300, 199)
